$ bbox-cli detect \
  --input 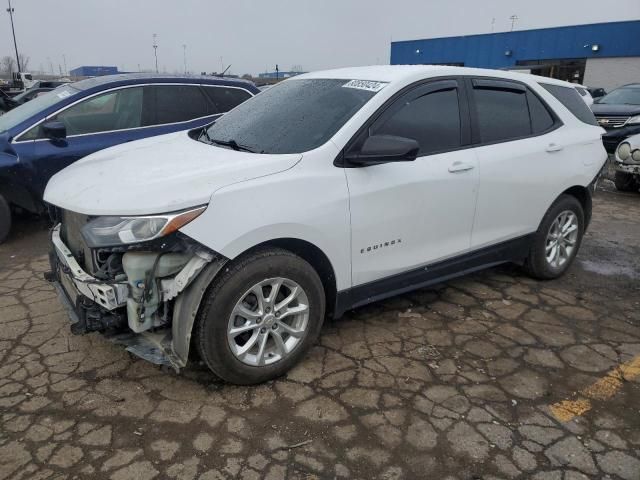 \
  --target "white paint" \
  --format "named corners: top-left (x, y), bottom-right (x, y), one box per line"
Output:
top-left (45, 65), bottom-right (608, 293)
